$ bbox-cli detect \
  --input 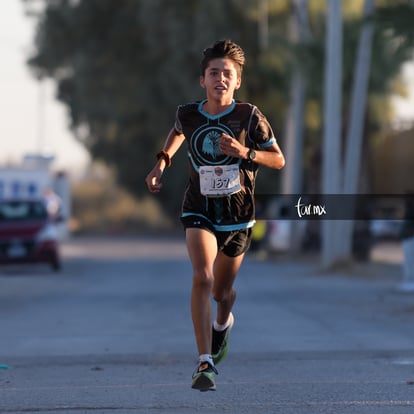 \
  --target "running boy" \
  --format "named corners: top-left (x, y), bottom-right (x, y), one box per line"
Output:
top-left (145, 39), bottom-right (285, 391)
